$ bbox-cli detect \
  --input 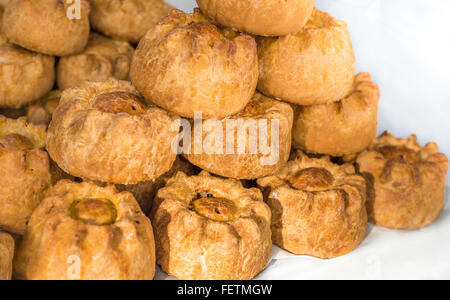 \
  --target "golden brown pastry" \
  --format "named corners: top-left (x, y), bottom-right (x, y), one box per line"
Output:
top-left (130, 9), bottom-right (258, 119)
top-left (152, 171), bottom-right (272, 280)
top-left (0, 116), bottom-right (51, 235)
top-left (89, 0), bottom-right (174, 43)
top-left (57, 33), bottom-right (135, 90)
top-left (2, 0), bottom-right (90, 56)
top-left (26, 90), bottom-right (61, 127)
top-left (47, 79), bottom-right (178, 185)
top-left (196, 0), bottom-right (315, 36)
top-left (357, 132), bottom-right (449, 229)
top-left (293, 73), bottom-right (380, 156)
top-left (183, 92), bottom-right (293, 179)
top-left (0, 0), bottom-right (9, 9)
top-left (257, 151), bottom-right (367, 258)
top-left (0, 232), bottom-right (14, 280)
top-left (257, 8), bottom-right (355, 106)
top-left (14, 180), bottom-right (156, 280)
